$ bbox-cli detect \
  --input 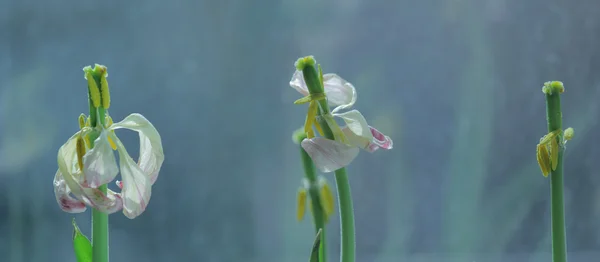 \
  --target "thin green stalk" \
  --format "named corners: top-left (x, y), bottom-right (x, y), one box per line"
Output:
top-left (86, 110), bottom-right (109, 262)
top-left (544, 82), bottom-right (567, 262)
top-left (332, 168), bottom-right (355, 262)
top-left (92, 184), bottom-right (109, 262)
top-left (297, 133), bottom-right (327, 262)
top-left (88, 67), bottom-right (109, 262)
top-left (298, 57), bottom-right (356, 262)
